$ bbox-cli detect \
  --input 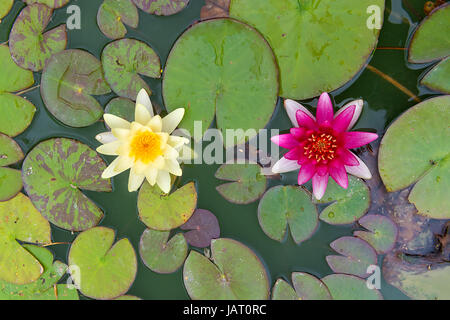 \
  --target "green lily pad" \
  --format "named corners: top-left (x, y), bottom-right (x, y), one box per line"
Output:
top-left (132, 0), bottom-right (189, 16)
top-left (0, 0), bottom-right (13, 19)
top-left (321, 274), bottom-right (383, 300)
top-left (9, 4), bottom-right (67, 71)
top-left (115, 295), bottom-right (142, 300)
top-left (271, 279), bottom-right (297, 300)
top-left (163, 18), bottom-right (279, 147)
top-left (22, 138), bottom-right (112, 231)
top-left (0, 193), bottom-right (51, 285)
top-left (272, 272), bottom-right (332, 300)
top-left (421, 57), bottom-right (450, 94)
top-left (354, 214), bottom-right (398, 254)
top-left (139, 228), bottom-right (187, 274)
top-left (183, 238), bottom-right (269, 300)
top-left (315, 176), bottom-right (370, 225)
top-left (102, 38), bottom-right (161, 100)
top-left (229, 0), bottom-right (384, 99)
top-left (41, 49), bottom-right (111, 127)
top-left (215, 163), bottom-right (267, 204)
top-left (97, 0), bottom-right (139, 40)
top-left (326, 236), bottom-right (377, 278)
top-left (23, 0), bottom-right (70, 8)
top-left (258, 186), bottom-right (318, 244)
top-left (104, 97), bottom-right (136, 129)
top-left (0, 134), bottom-right (24, 201)
top-left (68, 227), bottom-right (137, 300)
top-left (138, 181), bottom-right (197, 231)
top-left (378, 95), bottom-right (450, 219)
